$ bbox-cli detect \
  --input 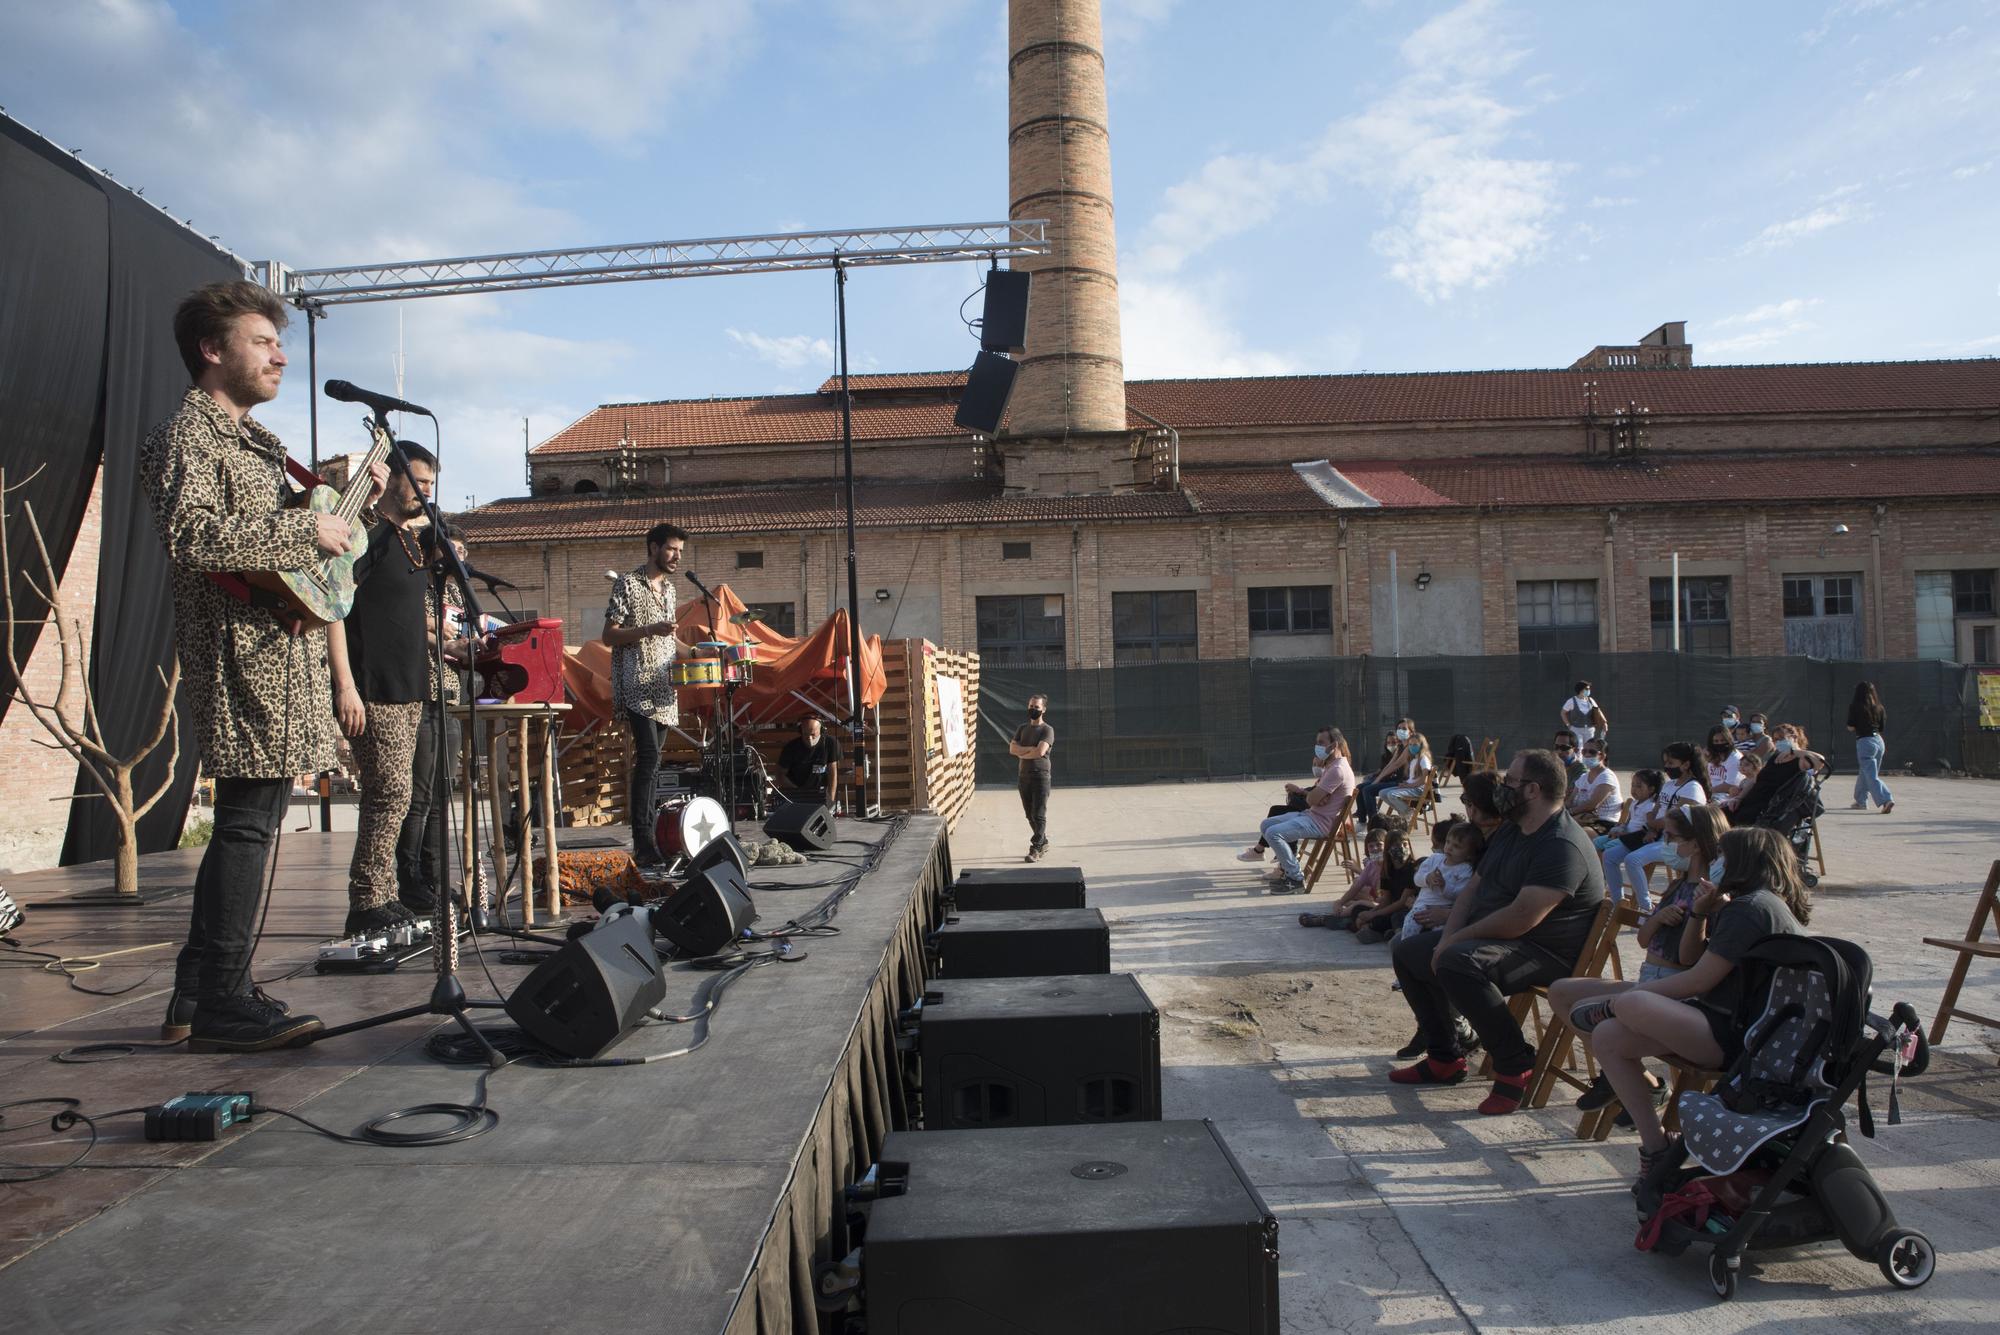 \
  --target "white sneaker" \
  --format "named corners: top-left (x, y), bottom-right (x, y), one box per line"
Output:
top-left (1236, 847), bottom-right (1265, 862)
